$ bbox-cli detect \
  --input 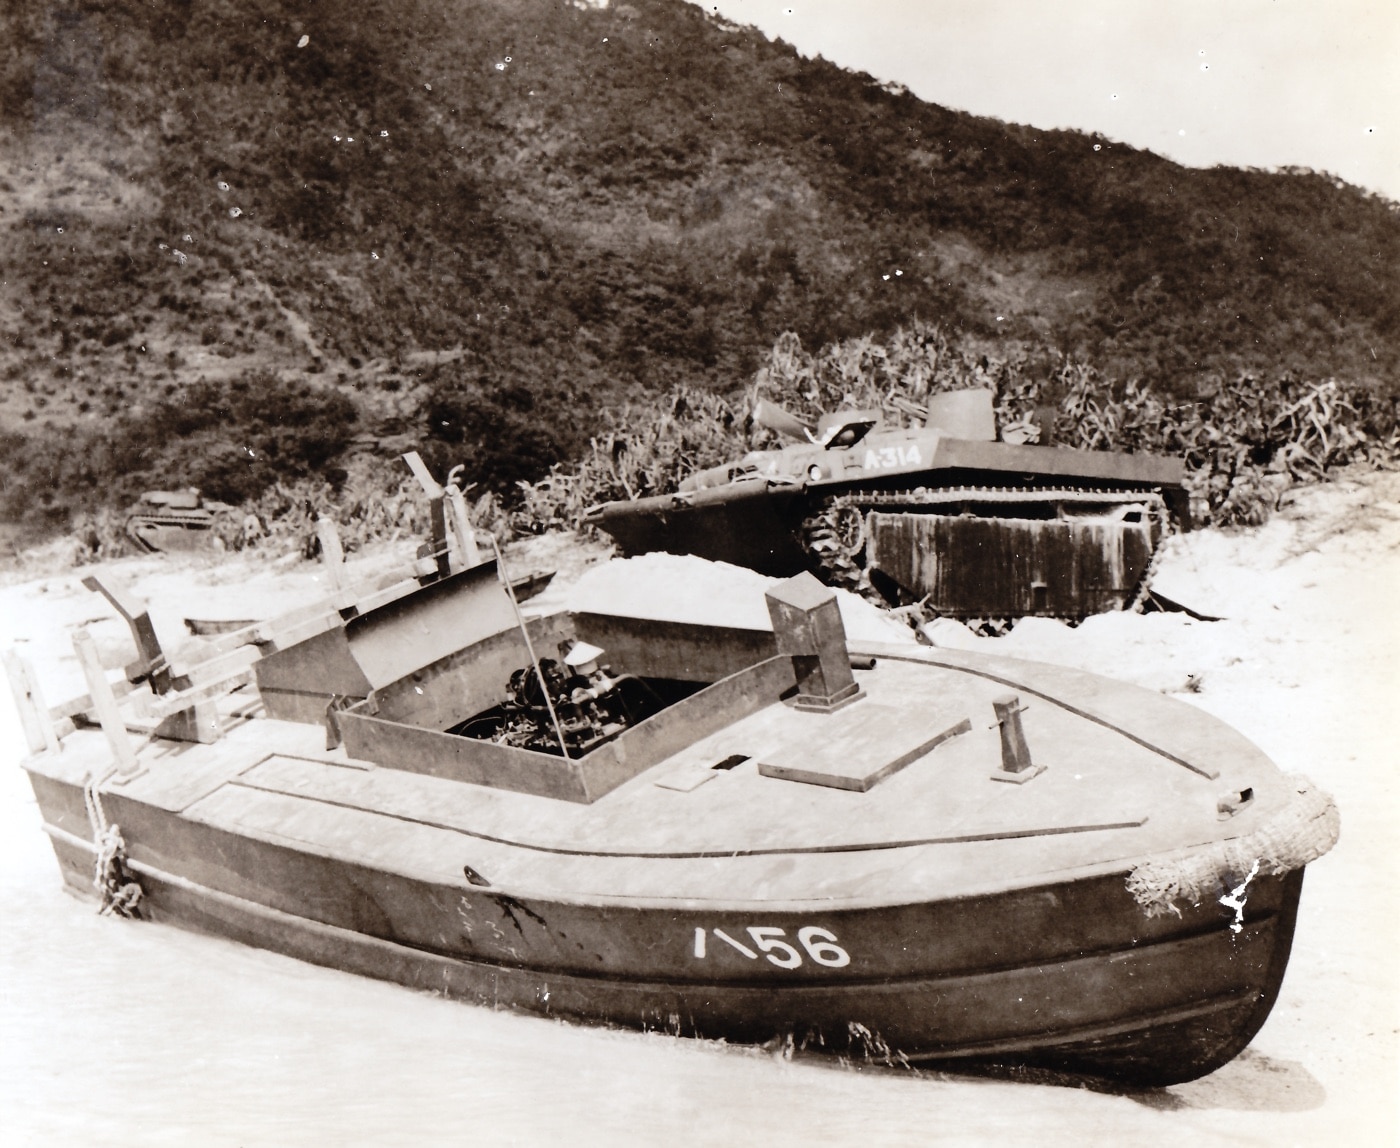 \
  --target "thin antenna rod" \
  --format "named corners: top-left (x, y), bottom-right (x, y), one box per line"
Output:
top-left (490, 536), bottom-right (570, 760)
